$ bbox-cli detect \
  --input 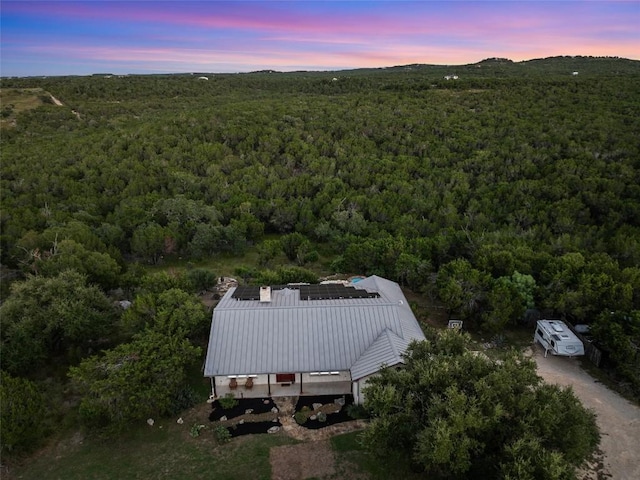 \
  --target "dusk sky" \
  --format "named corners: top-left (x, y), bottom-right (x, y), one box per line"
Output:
top-left (2, 1), bottom-right (639, 76)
